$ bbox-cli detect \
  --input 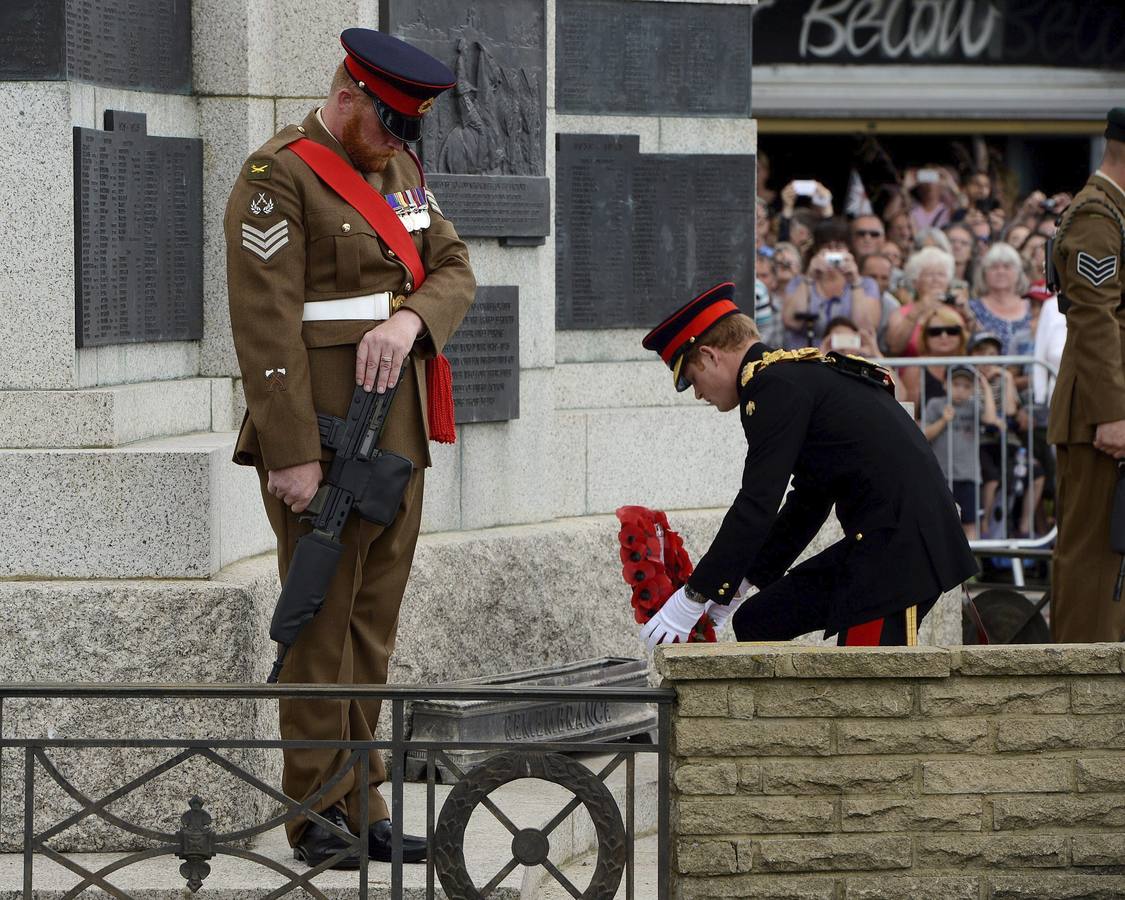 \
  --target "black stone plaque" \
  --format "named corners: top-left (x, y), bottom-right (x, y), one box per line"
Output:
top-left (444, 286), bottom-right (520, 424)
top-left (405, 657), bottom-right (655, 781)
top-left (0, 0), bottom-right (192, 92)
top-left (753, 0), bottom-right (1125, 69)
top-left (556, 134), bottom-right (755, 330)
top-left (383, 0), bottom-right (550, 240)
top-left (74, 110), bottom-right (203, 347)
top-left (556, 0), bottom-right (752, 116)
